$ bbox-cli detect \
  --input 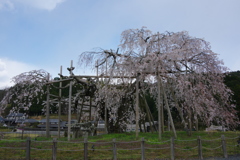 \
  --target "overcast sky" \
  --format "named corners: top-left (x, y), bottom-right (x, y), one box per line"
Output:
top-left (0, 0), bottom-right (239, 89)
